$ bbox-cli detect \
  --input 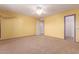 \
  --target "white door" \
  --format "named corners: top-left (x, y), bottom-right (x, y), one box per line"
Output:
top-left (65, 15), bottom-right (75, 40)
top-left (40, 21), bottom-right (44, 35)
top-left (36, 20), bottom-right (44, 35)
